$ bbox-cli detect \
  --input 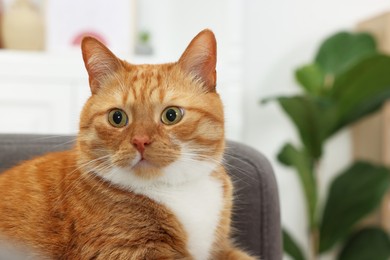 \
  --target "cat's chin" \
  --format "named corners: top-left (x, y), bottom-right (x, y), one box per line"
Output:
top-left (133, 158), bottom-right (153, 169)
top-left (131, 159), bottom-right (162, 179)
